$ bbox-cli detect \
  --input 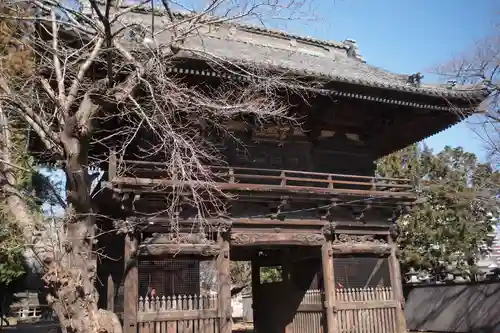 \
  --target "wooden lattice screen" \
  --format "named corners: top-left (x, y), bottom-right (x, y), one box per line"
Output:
top-left (334, 256), bottom-right (391, 288)
top-left (138, 258), bottom-right (201, 297)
